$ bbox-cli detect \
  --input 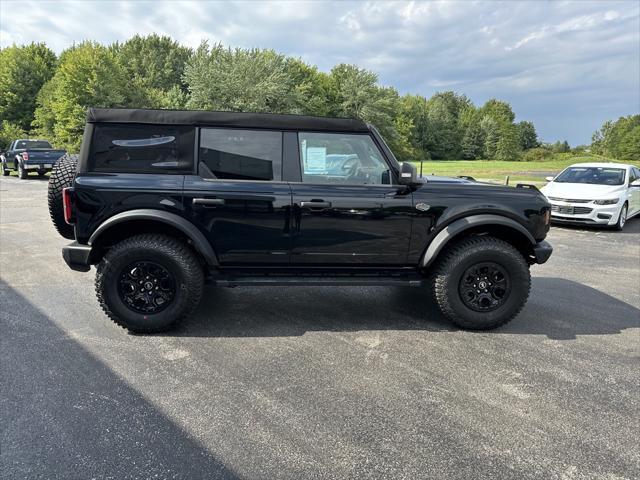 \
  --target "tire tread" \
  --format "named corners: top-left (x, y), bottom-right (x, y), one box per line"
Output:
top-left (432, 235), bottom-right (531, 330)
top-left (47, 154), bottom-right (78, 239)
top-left (95, 234), bottom-right (204, 333)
